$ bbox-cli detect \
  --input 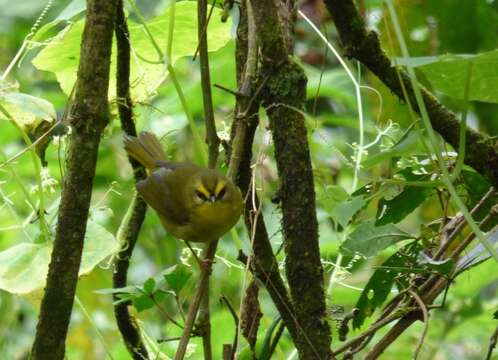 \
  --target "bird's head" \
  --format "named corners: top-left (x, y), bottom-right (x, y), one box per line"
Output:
top-left (192, 171), bottom-right (231, 206)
